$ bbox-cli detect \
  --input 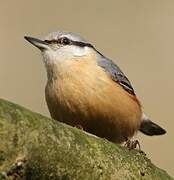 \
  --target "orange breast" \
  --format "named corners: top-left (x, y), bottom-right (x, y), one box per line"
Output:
top-left (45, 54), bottom-right (142, 143)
